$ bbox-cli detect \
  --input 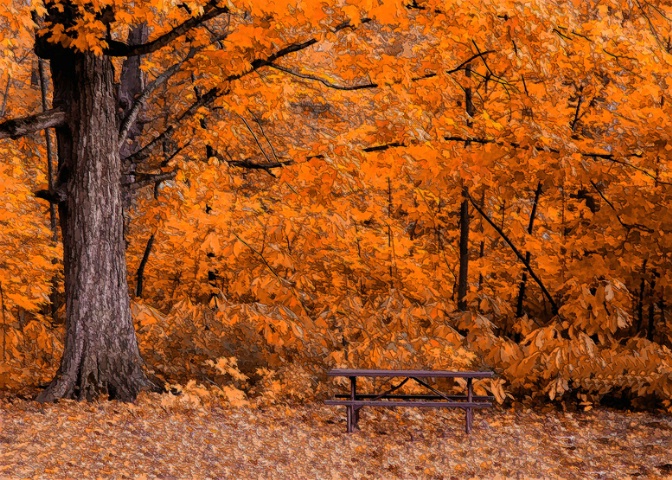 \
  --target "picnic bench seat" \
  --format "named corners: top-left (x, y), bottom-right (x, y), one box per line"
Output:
top-left (325, 369), bottom-right (494, 433)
